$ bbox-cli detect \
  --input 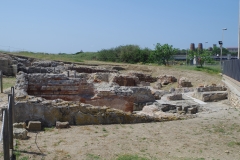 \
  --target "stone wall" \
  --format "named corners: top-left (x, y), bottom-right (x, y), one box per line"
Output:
top-left (70, 65), bottom-right (117, 73)
top-left (0, 53), bottom-right (17, 76)
top-left (112, 75), bottom-right (139, 86)
top-left (223, 75), bottom-right (240, 108)
top-left (228, 89), bottom-right (240, 108)
top-left (128, 72), bottom-right (157, 83)
top-left (14, 99), bottom-right (161, 127)
top-left (15, 72), bottom-right (155, 112)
